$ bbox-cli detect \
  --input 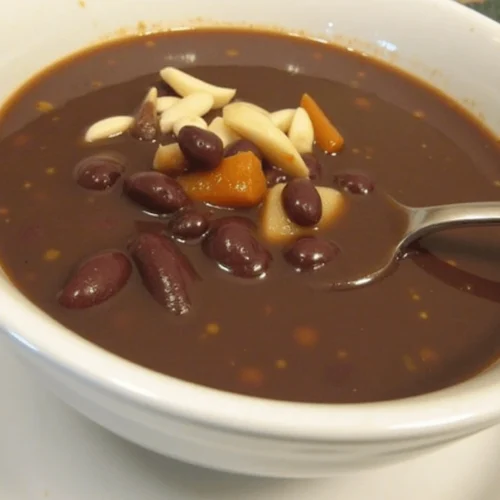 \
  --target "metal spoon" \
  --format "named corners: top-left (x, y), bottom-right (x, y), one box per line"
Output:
top-left (331, 199), bottom-right (500, 290)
